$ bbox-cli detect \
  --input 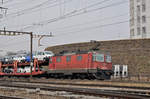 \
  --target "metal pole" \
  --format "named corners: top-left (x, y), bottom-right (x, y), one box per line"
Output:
top-left (30, 32), bottom-right (33, 78)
